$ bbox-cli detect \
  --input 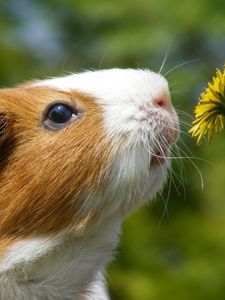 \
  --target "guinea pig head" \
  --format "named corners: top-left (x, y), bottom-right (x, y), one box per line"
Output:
top-left (0, 69), bottom-right (179, 247)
